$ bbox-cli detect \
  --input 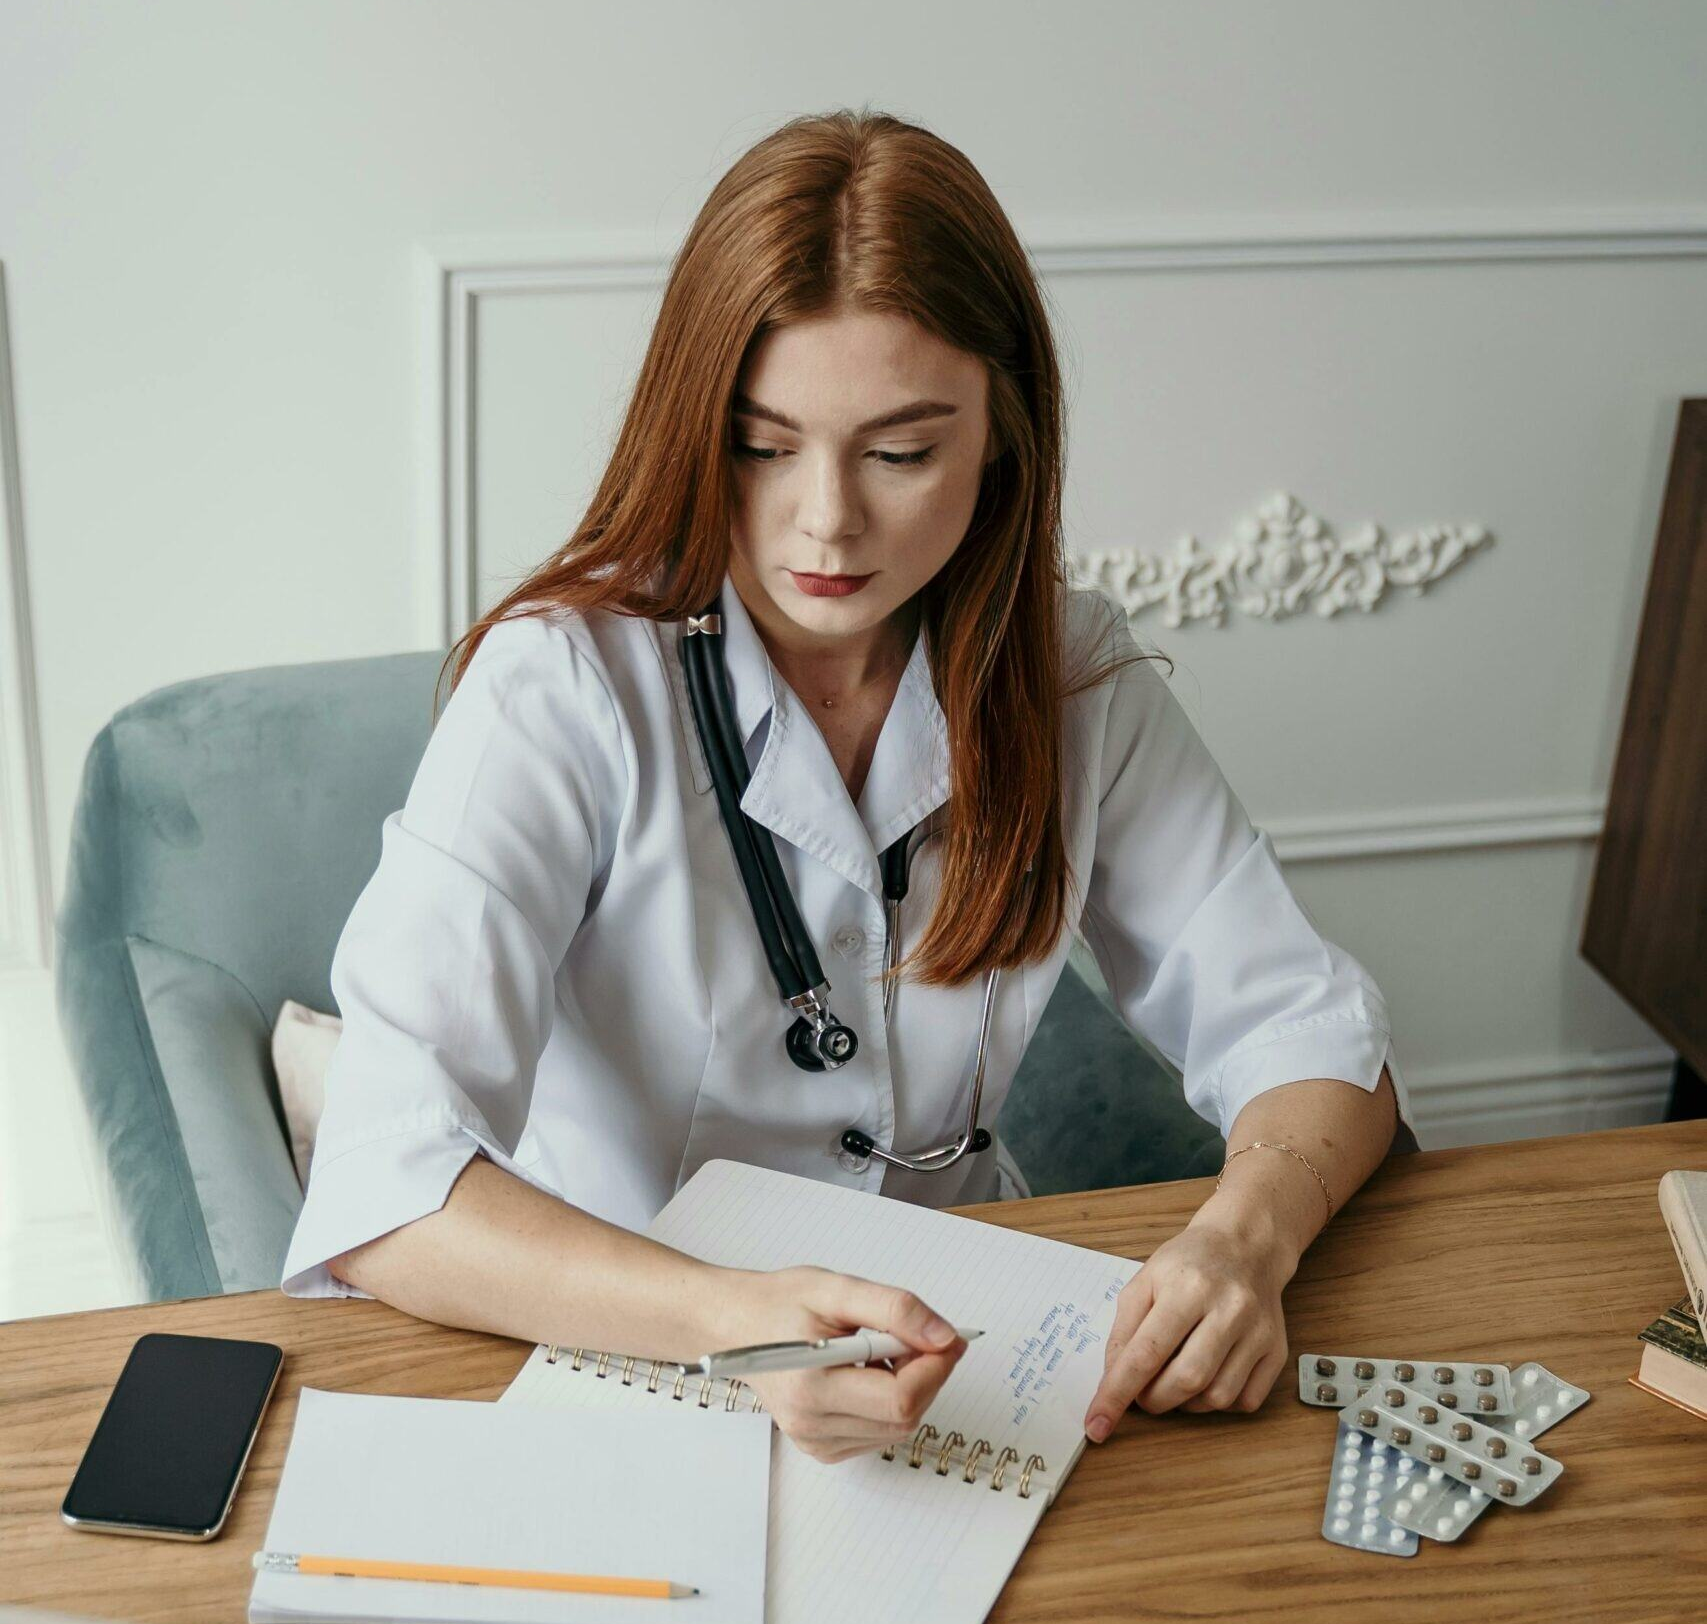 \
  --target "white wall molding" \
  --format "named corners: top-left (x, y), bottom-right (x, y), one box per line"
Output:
top-left (415, 205), bottom-right (1707, 649)
top-left (1266, 792), bottom-right (1606, 864)
top-left (0, 263), bottom-right (52, 973)
top-left (414, 230), bottom-right (670, 649)
top-left (1403, 1045), bottom-right (1676, 1148)
top-left (1070, 491), bottom-right (1493, 628)
top-left (1018, 204), bottom-right (1707, 273)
